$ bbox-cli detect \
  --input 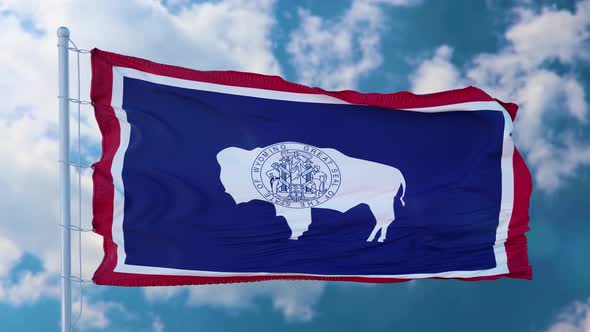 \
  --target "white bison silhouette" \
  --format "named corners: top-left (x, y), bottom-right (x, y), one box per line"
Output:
top-left (217, 143), bottom-right (406, 242)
